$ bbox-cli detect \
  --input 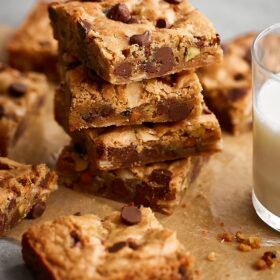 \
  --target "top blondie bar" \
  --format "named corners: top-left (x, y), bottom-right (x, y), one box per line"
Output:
top-left (49, 0), bottom-right (222, 84)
